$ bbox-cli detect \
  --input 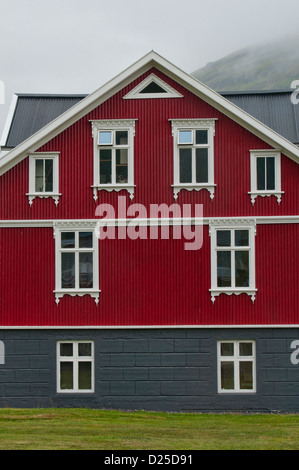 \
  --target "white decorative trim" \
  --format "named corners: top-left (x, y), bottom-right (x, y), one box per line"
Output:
top-left (248, 191), bottom-right (284, 205)
top-left (249, 150), bottom-right (283, 205)
top-left (26, 193), bottom-right (61, 207)
top-left (172, 184), bottom-right (216, 200)
top-left (0, 94), bottom-right (18, 147)
top-left (123, 73), bottom-right (183, 99)
top-left (54, 290), bottom-right (100, 305)
top-left (210, 288), bottom-right (257, 304)
top-left (91, 120), bottom-right (136, 201)
top-left (92, 185), bottom-right (135, 201)
top-left (170, 119), bottom-right (217, 200)
top-left (0, 216), bottom-right (299, 229)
